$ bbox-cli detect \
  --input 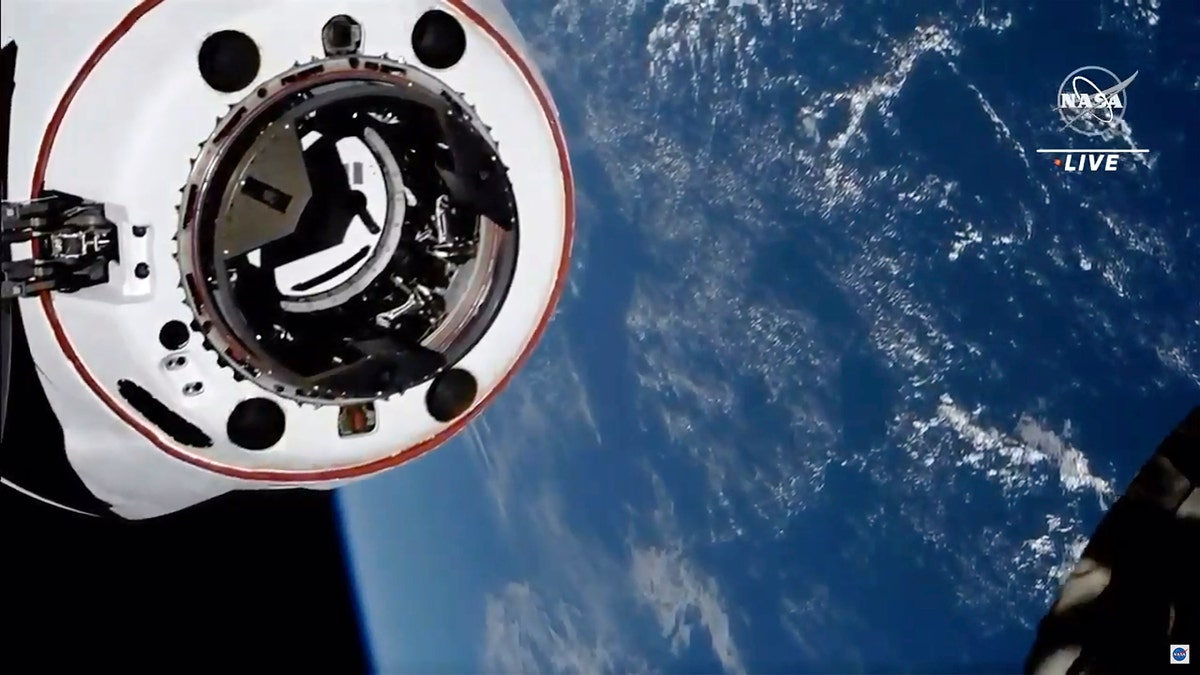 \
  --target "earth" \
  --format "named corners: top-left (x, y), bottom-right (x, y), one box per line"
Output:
top-left (339, 0), bottom-right (1199, 672)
